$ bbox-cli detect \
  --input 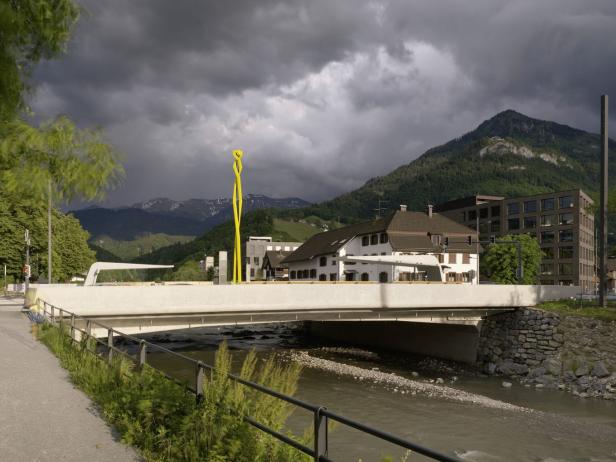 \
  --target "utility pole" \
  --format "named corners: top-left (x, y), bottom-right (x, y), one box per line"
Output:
top-left (599, 95), bottom-right (609, 307)
top-left (24, 229), bottom-right (31, 292)
top-left (48, 179), bottom-right (52, 284)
